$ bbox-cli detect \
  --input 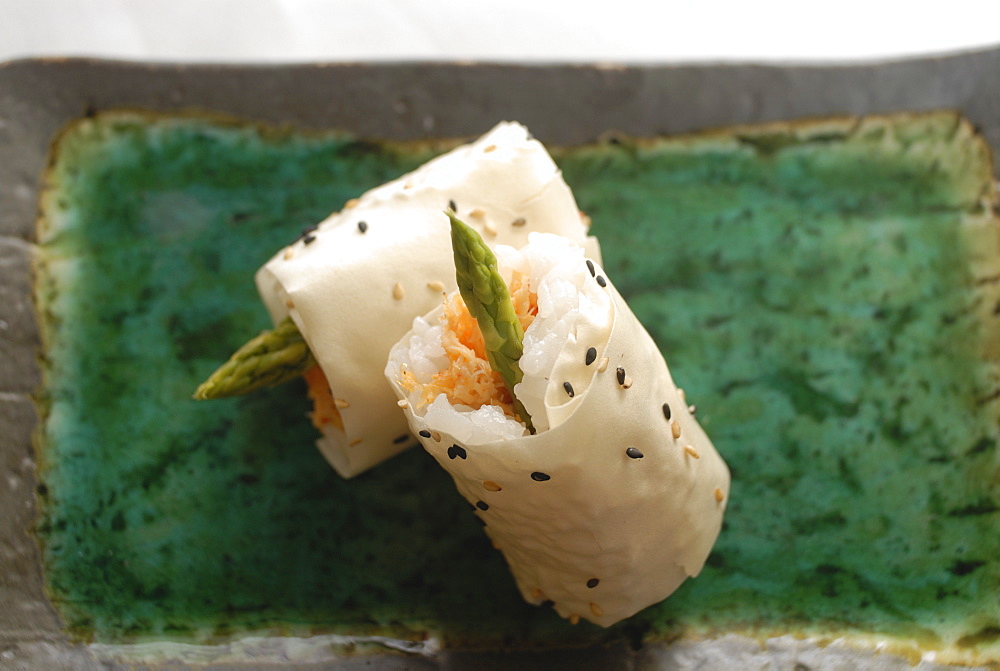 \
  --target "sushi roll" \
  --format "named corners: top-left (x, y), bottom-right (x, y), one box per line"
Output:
top-left (385, 217), bottom-right (730, 627)
top-left (197, 122), bottom-right (599, 479)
